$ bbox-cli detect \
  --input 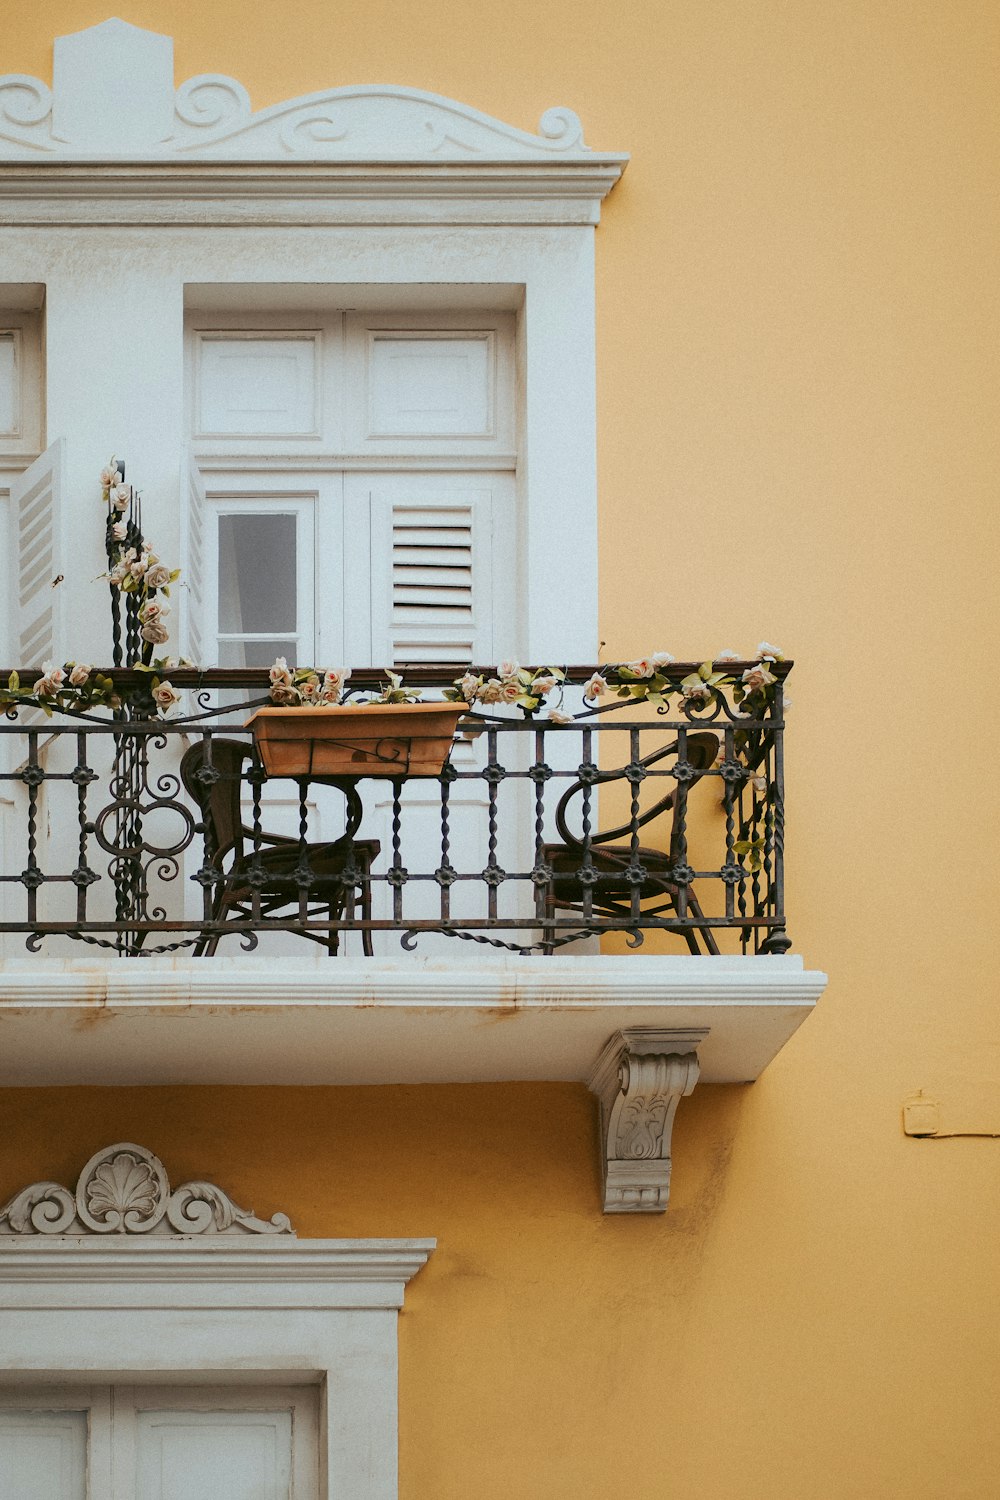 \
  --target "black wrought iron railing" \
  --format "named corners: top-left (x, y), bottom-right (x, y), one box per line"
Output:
top-left (0, 664), bottom-right (790, 958)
